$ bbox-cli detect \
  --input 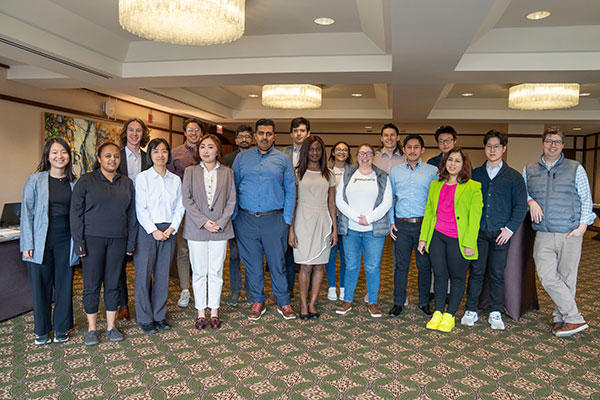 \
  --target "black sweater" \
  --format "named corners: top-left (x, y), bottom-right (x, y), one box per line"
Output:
top-left (70, 169), bottom-right (137, 255)
top-left (472, 162), bottom-right (528, 233)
